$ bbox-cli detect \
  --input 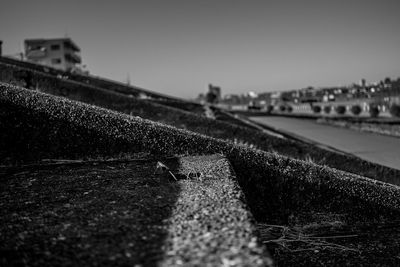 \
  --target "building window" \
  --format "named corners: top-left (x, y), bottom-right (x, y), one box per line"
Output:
top-left (28, 45), bottom-right (45, 51)
top-left (51, 44), bottom-right (61, 50)
top-left (51, 58), bottom-right (61, 64)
